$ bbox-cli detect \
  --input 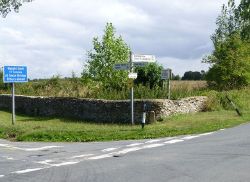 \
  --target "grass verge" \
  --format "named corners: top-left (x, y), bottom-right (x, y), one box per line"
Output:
top-left (0, 110), bottom-right (249, 142)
